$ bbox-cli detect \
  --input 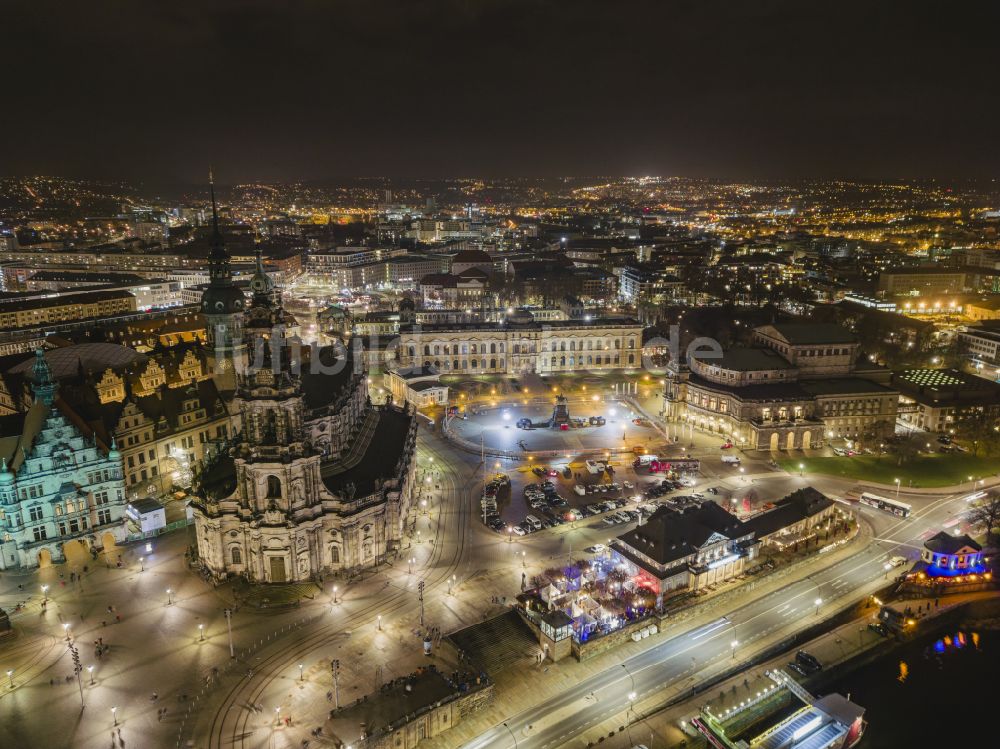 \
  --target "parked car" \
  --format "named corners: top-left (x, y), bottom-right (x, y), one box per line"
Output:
top-left (574, 484), bottom-right (586, 496)
top-left (796, 650), bottom-right (822, 673)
